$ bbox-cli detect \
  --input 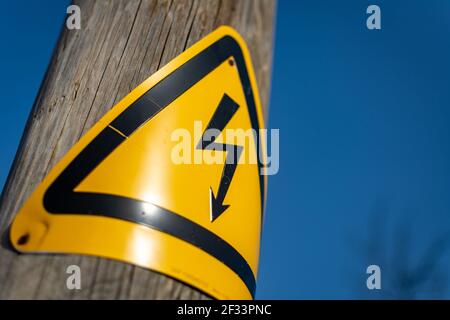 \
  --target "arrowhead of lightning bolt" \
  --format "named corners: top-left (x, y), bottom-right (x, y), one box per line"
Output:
top-left (209, 187), bottom-right (230, 222)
